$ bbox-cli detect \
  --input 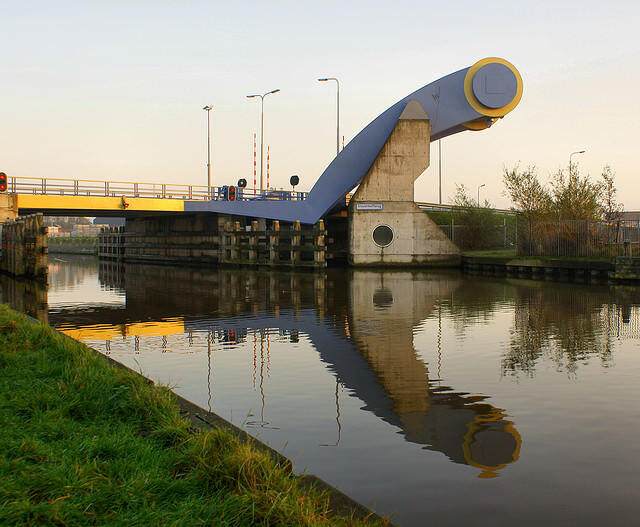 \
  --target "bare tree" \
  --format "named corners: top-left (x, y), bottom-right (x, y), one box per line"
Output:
top-left (601, 165), bottom-right (623, 221)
